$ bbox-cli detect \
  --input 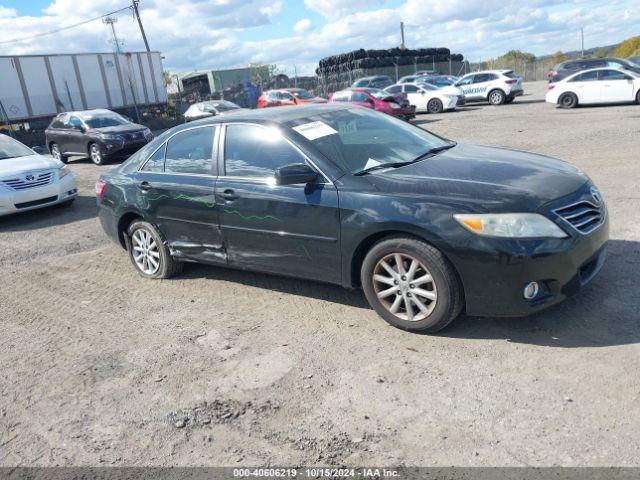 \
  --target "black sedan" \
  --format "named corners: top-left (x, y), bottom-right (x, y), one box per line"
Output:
top-left (46, 109), bottom-right (153, 165)
top-left (96, 105), bottom-right (608, 332)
